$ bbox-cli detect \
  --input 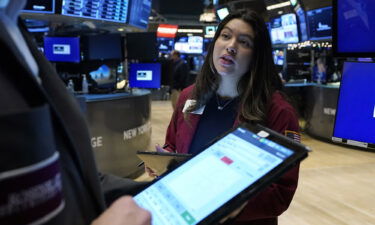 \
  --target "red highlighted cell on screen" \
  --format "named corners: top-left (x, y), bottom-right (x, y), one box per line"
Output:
top-left (221, 156), bottom-right (233, 165)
